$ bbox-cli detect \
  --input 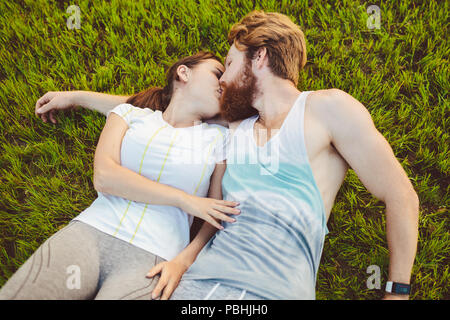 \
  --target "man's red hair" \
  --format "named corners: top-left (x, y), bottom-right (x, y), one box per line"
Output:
top-left (228, 10), bottom-right (307, 86)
